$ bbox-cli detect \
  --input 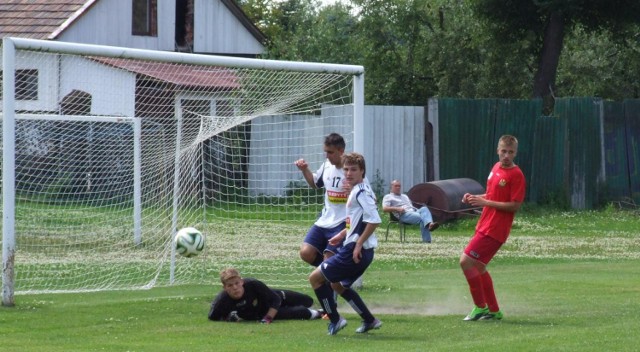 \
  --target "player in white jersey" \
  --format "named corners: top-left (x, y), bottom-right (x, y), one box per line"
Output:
top-left (313, 160), bottom-right (349, 229)
top-left (308, 152), bottom-right (382, 335)
top-left (294, 133), bottom-right (349, 267)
